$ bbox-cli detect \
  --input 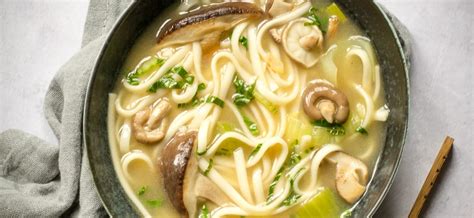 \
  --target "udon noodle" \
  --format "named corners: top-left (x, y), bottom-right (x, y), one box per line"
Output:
top-left (107, 0), bottom-right (389, 217)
